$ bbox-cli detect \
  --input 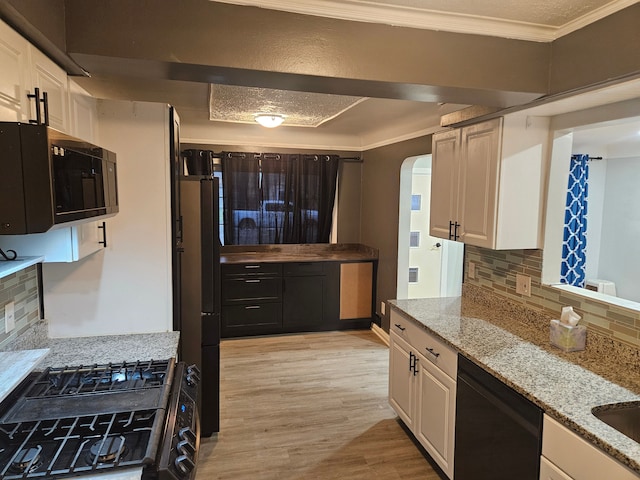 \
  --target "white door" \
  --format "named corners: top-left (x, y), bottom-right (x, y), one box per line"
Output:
top-left (408, 166), bottom-right (442, 298)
